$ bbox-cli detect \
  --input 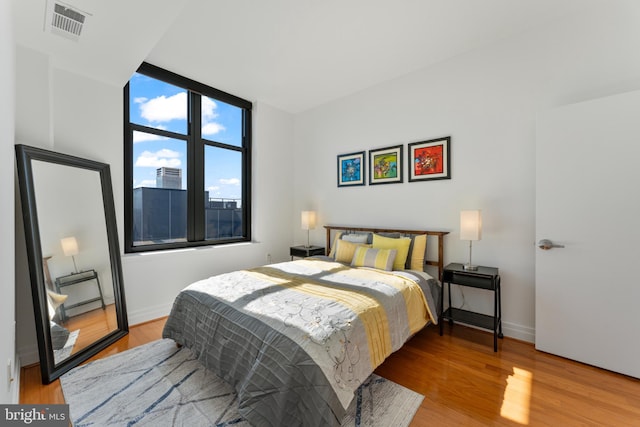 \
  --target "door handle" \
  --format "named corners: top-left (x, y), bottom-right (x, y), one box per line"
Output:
top-left (538, 239), bottom-right (565, 250)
